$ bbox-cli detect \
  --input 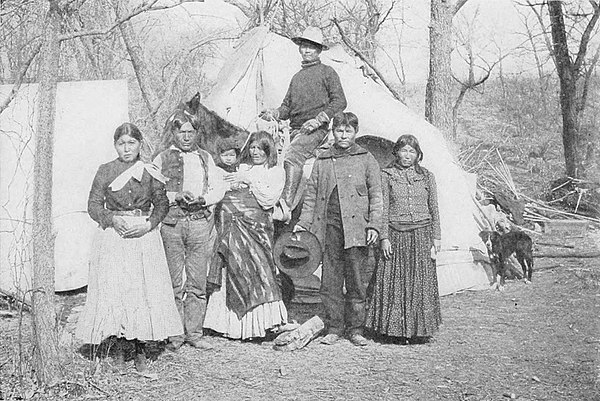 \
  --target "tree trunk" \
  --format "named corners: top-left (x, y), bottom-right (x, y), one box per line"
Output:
top-left (112, 0), bottom-right (161, 136)
top-left (31, 0), bottom-right (63, 386)
top-left (425, 0), bottom-right (454, 140)
top-left (548, 1), bottom-right (584, 178)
